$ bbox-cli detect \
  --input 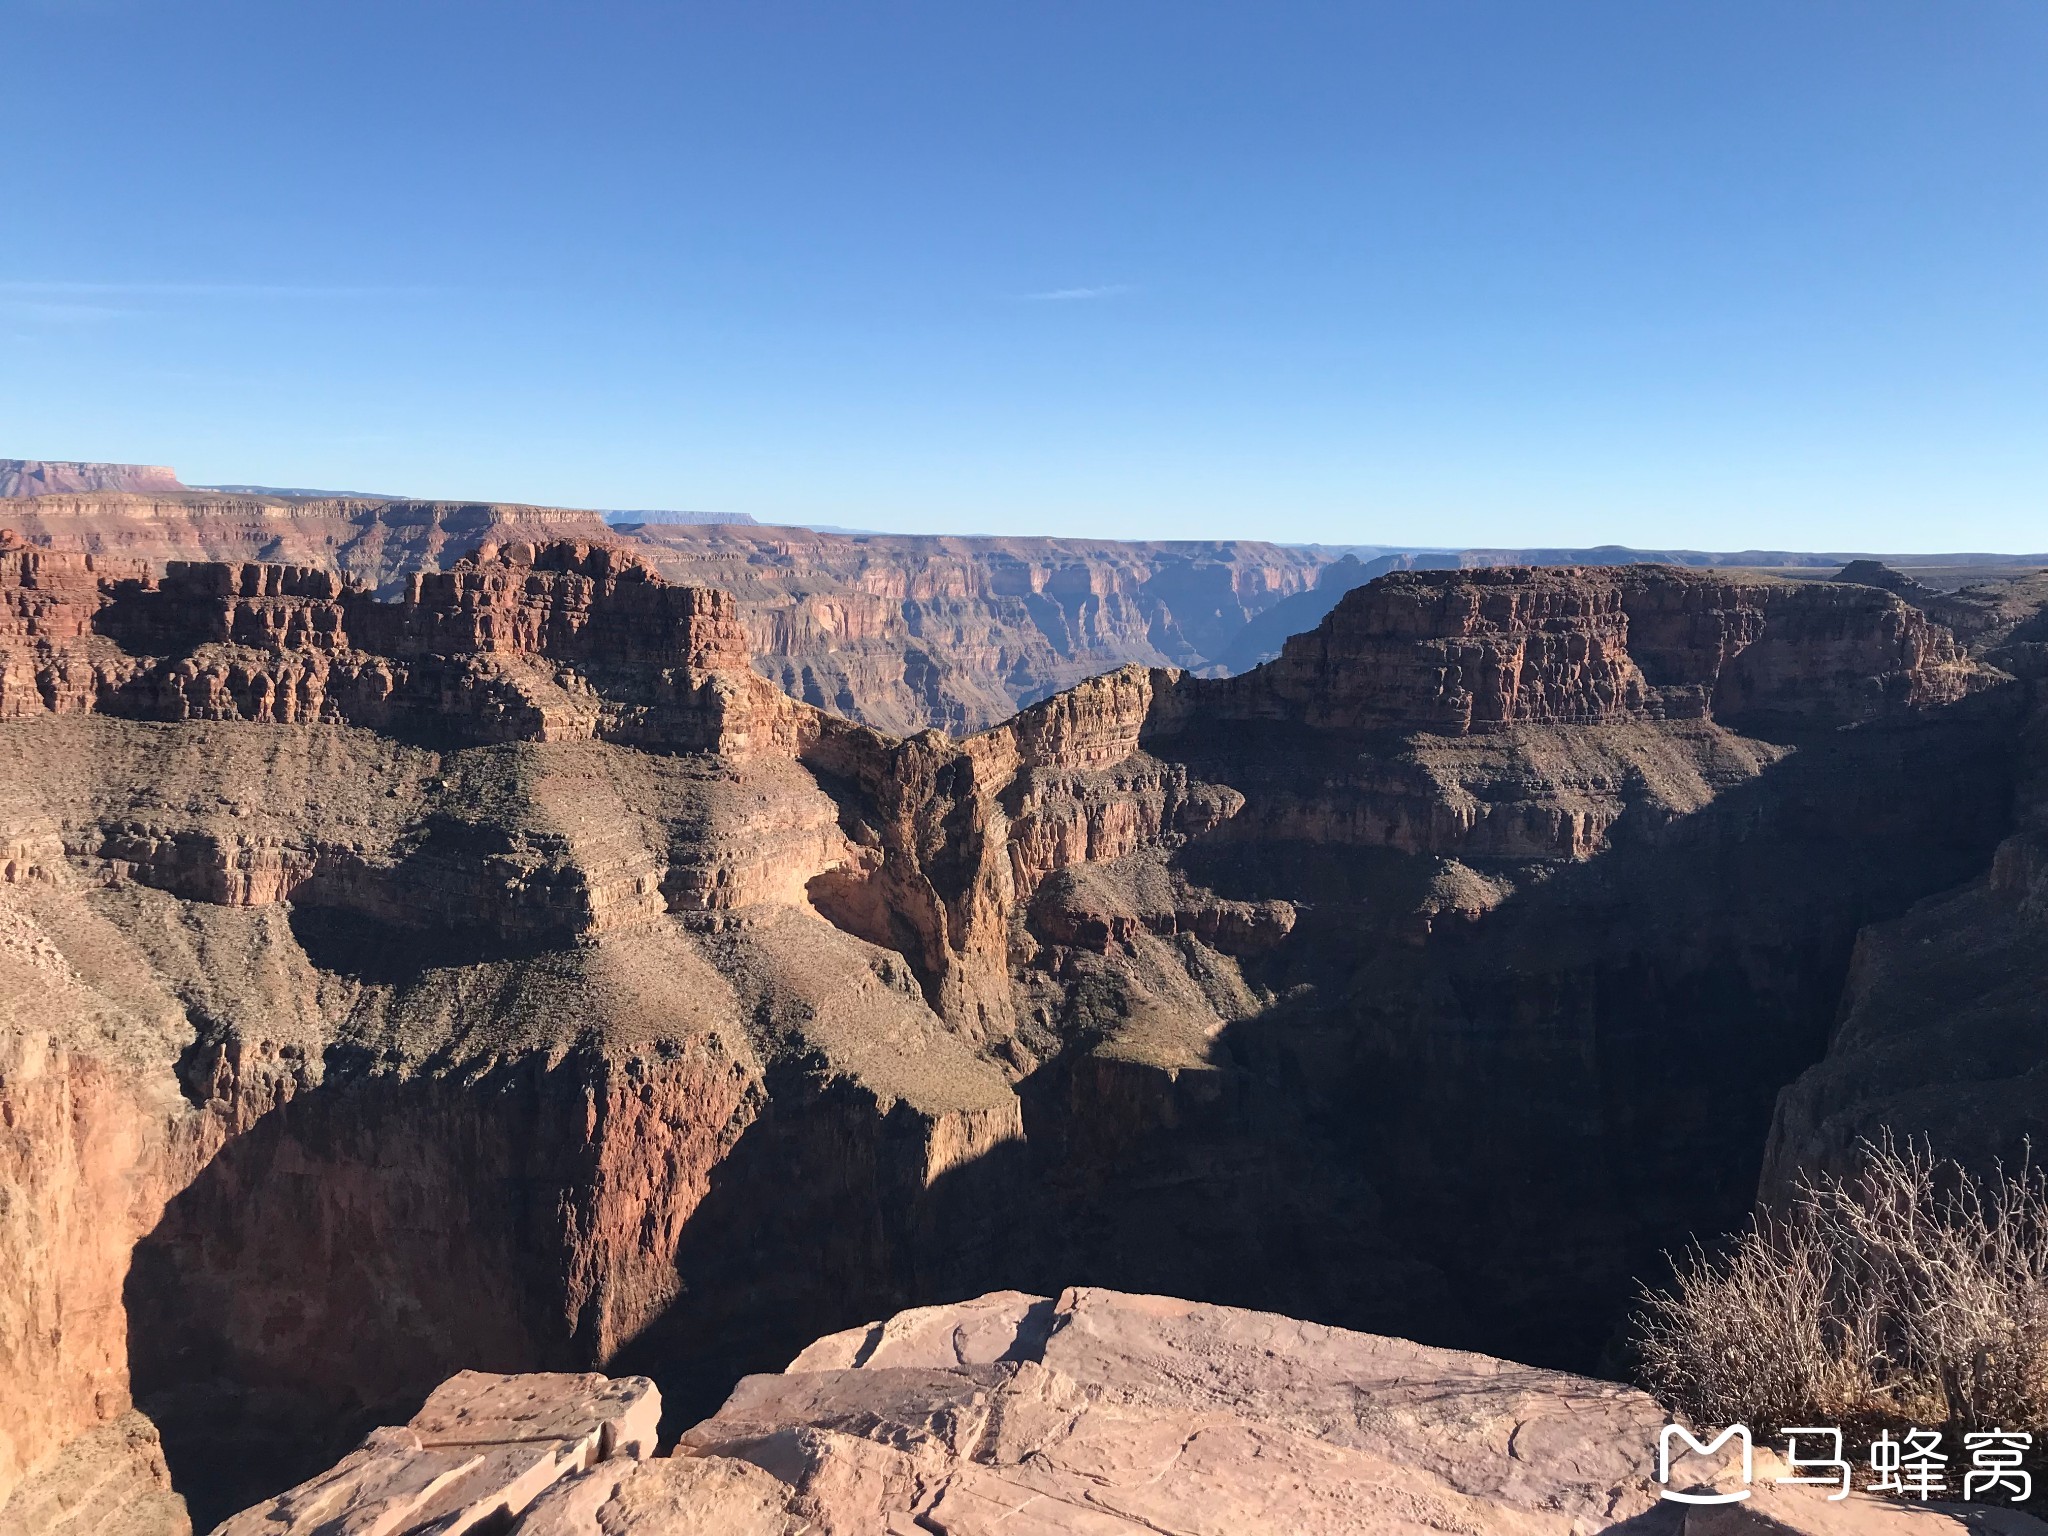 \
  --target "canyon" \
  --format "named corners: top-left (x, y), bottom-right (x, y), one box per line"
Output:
top-left (0, 521), bottom-right (2043, 1534)
top-left (8, 471), bottom-right (2042, 737)
top-left (0, 482), bottom-right (1332, 735)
